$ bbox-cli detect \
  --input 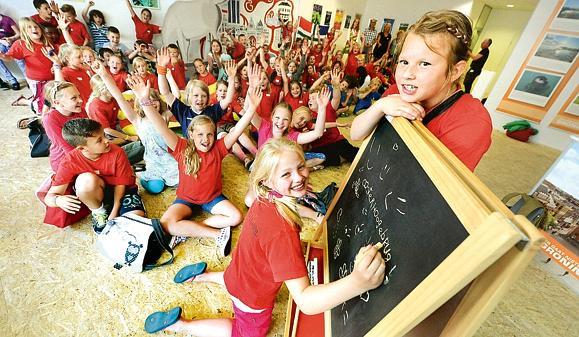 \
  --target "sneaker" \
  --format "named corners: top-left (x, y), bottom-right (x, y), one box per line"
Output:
top-left (169, 236), bottom-right (188, 249)
top-left (91, 212), bottom-right (109, 234)
top-left (215, 227), bottom-right (232, 257)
